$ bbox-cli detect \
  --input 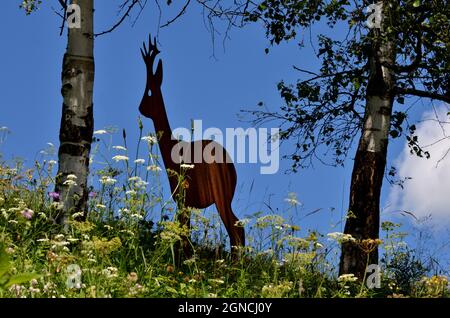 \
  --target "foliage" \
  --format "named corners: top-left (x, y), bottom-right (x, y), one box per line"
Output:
top-left (241, 0), bottom-right (450, 170)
